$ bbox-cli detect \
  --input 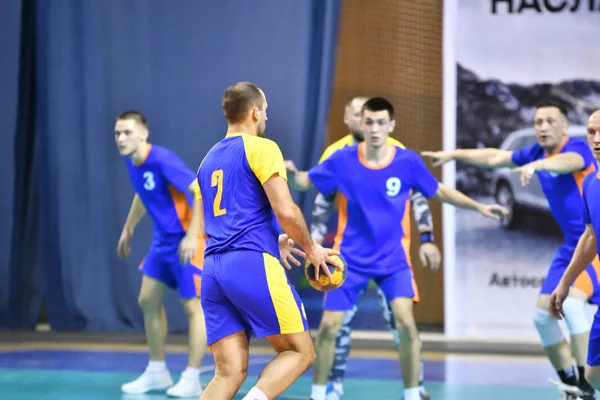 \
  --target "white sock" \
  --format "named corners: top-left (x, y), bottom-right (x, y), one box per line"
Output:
top-left (332, 382), bottom-right (343, 394)
top-left (242, 387), bottom-right (268, 400)
top-left (404, 387), bottom-right (420, 400)
top-left (147, 361), bottom-right (166, 372)
top-left (182, 367), bottom-right (201, 380)
top-left (311, 384), bottom-right (327, 400)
